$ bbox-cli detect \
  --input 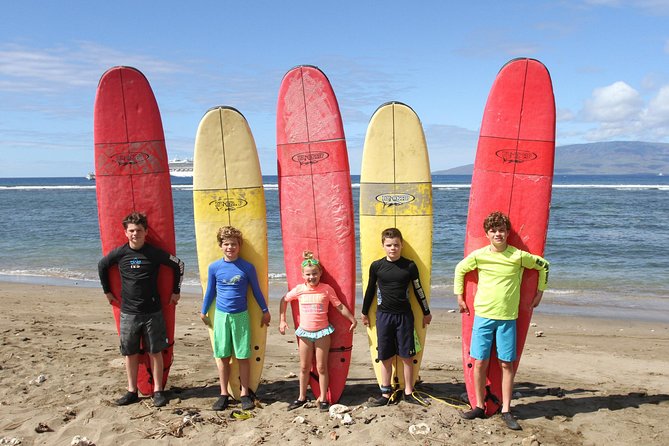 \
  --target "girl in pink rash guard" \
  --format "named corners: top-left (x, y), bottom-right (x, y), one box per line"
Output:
top-left (279, 251), bottom-right (357, 412)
